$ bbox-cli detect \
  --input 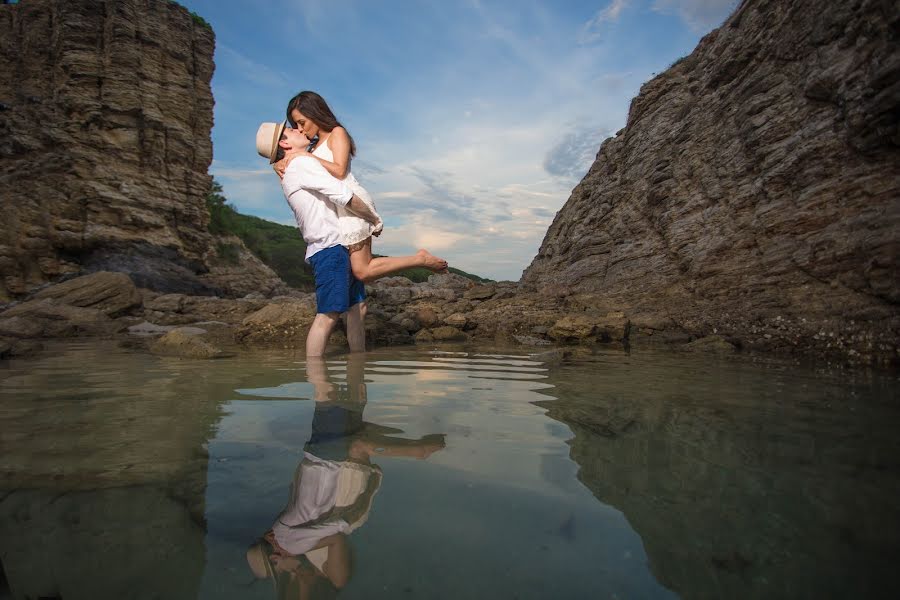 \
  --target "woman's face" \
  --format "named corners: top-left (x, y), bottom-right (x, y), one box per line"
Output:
top-left (290, 108), bottom-right (319, 139)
